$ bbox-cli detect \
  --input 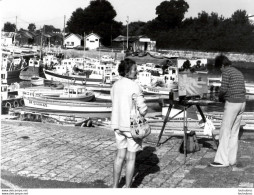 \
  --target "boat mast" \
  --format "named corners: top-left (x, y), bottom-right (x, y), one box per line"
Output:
top-left (40, 26), bottom-right (43, 60)
top-left (63, 15), bottom-right (66, 59)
